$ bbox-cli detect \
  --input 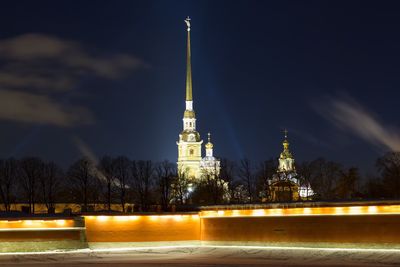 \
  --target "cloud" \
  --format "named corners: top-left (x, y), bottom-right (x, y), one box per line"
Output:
top-left (315, 96), bottom-right (400, 152)
top-left (0, 34), bottom-right (144, 81)
top-left (0, 71), bottom-right (75, 92)
top-left (0, 89), bottom-right (93, 127)
top-left (0, 33), bottom-right (145, 126)
top-left (0, 34), bottom-right (74, 60)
